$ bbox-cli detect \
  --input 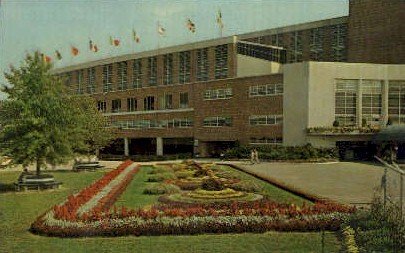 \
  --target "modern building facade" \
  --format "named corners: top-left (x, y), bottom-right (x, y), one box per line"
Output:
top-left (53, 0), bottom-right (405, 158)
